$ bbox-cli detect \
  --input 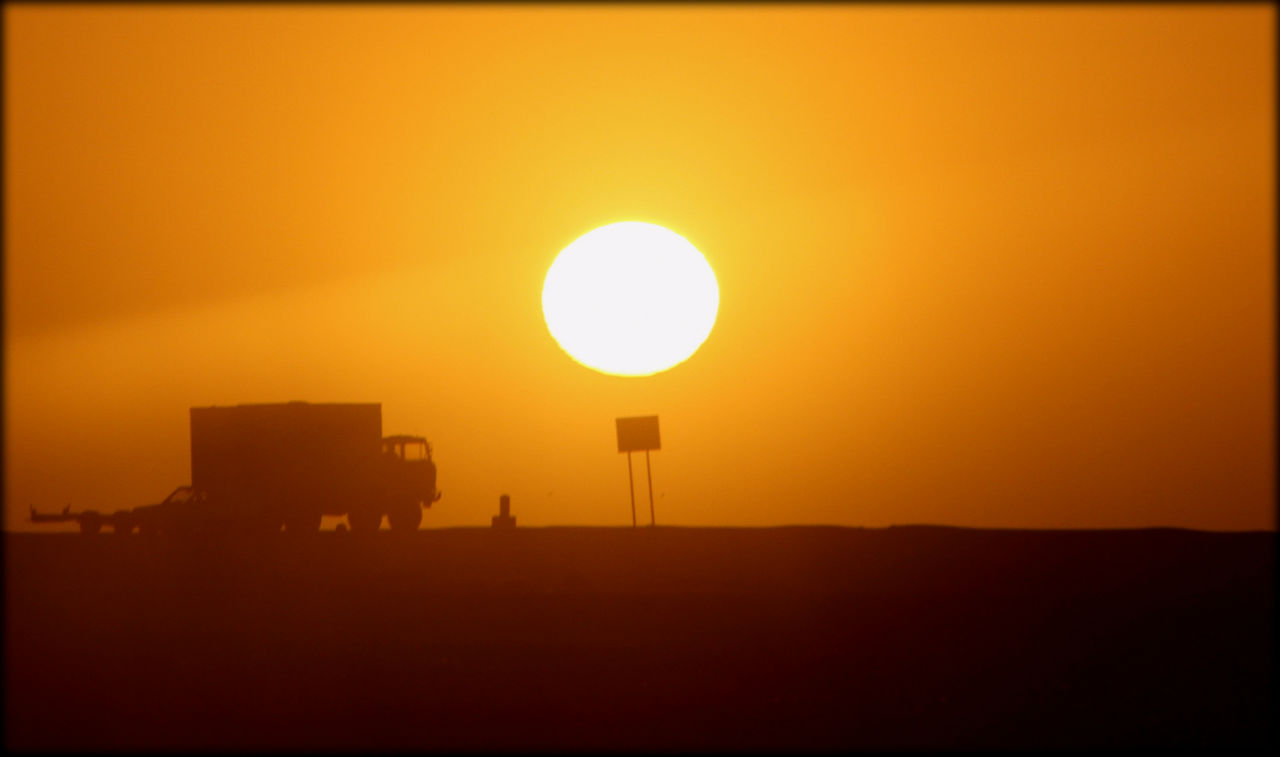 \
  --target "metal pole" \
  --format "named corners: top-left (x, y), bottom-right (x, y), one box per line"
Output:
top-left (627, 451), bottom-right (636, 528)
top-left (646, 449), bottom-right (655, 527)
